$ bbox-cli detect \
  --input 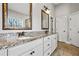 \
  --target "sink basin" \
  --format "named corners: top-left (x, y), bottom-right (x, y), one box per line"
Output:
top-left (18, 36), bottom-right (35, 40)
